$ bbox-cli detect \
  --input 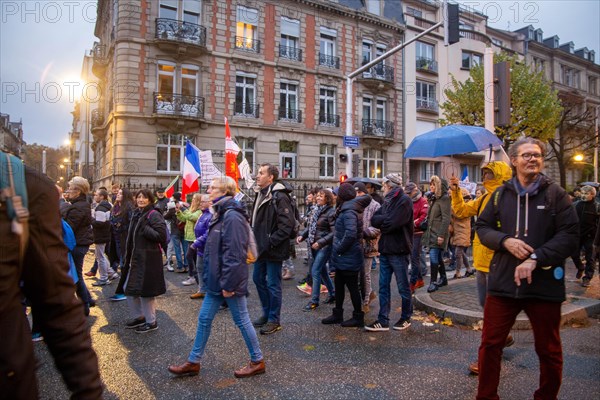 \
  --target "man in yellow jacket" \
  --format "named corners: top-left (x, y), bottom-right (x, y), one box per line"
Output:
top-left (449, 161), bottom-right (513, 375)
